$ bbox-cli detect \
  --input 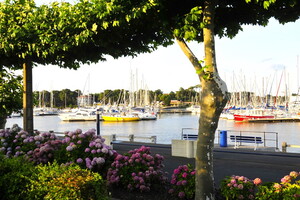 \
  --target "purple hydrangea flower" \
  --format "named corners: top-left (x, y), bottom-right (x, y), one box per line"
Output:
top-left (178, 192), bottom-right (185, 198)
top-left (66, 146), bottom-right (73, 151)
